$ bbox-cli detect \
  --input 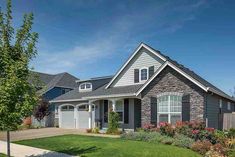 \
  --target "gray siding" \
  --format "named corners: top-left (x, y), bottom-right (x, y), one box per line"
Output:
top-left (111, 47), bottom-right (164, 87)
top-left (206, 94), bottom-right (220, 129)
top-left (206, 94), bottom-right (235, 129)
